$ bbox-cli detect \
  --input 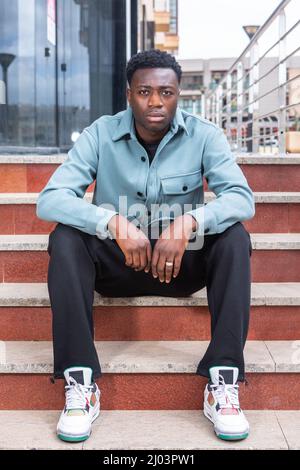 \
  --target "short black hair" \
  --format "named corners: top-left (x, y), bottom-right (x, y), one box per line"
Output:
top-left (126, 49), bottom-right (182, 85)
